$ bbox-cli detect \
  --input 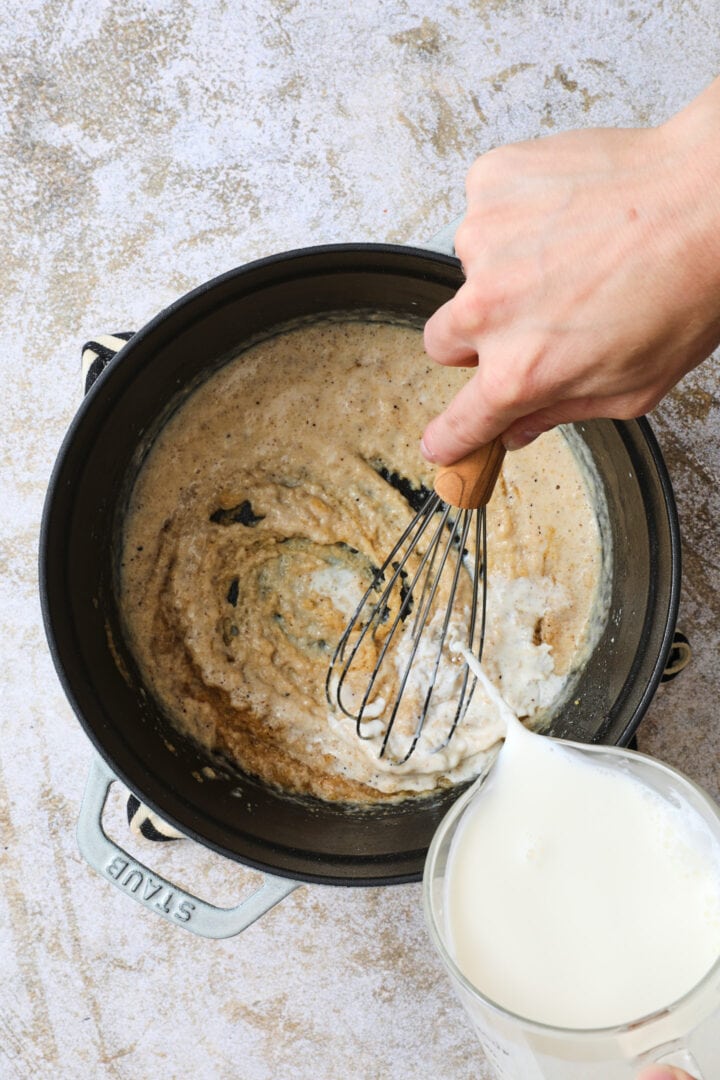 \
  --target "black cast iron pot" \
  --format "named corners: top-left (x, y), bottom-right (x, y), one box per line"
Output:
top-left (40, 242), bottom-right (681, 935)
